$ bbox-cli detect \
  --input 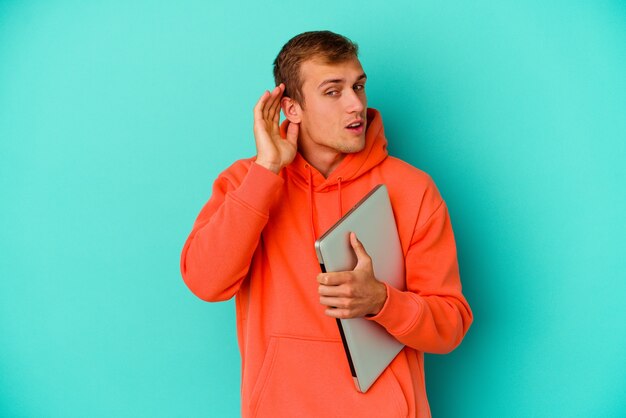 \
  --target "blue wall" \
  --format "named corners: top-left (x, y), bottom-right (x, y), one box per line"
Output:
top-left (1, 1), bottom-right (624, 417)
